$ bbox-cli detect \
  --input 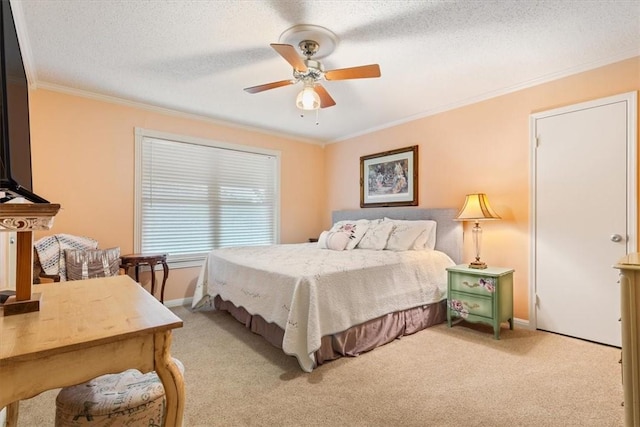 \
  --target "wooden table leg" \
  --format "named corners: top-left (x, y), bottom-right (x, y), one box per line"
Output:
top-left (154, 331), bottom-right (185, 427)
top-left (15, 231), bottom-right (33, 301)
top-left (149, 261), bottom-right (157, 299)
top-left (134, 265), bottom-right (140, 282)
top-left (160, 260), bottom-right (169, 304)
top-left (5, 401), bottom-right (19, 427)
